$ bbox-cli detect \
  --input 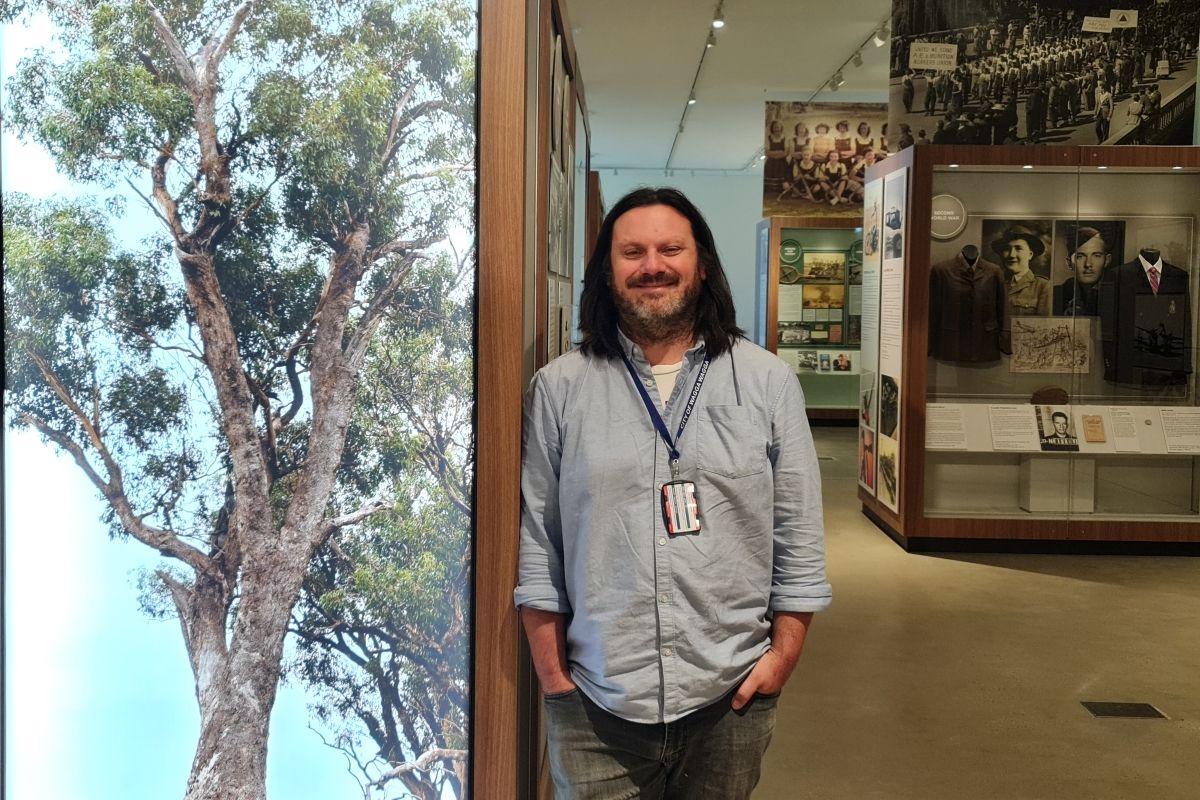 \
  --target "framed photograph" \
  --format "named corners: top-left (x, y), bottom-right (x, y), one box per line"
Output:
top-left (801, 250), bottom-right (847, 281)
